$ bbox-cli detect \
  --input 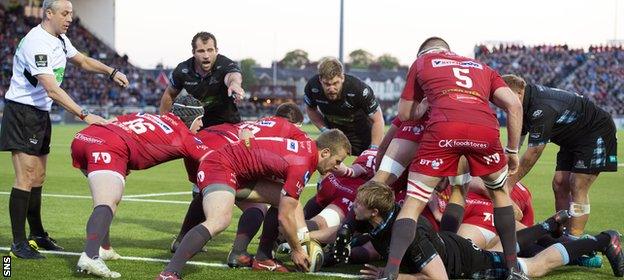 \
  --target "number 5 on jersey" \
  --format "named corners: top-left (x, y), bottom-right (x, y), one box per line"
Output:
top-left (452, 67), bottom-right (473, 89)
